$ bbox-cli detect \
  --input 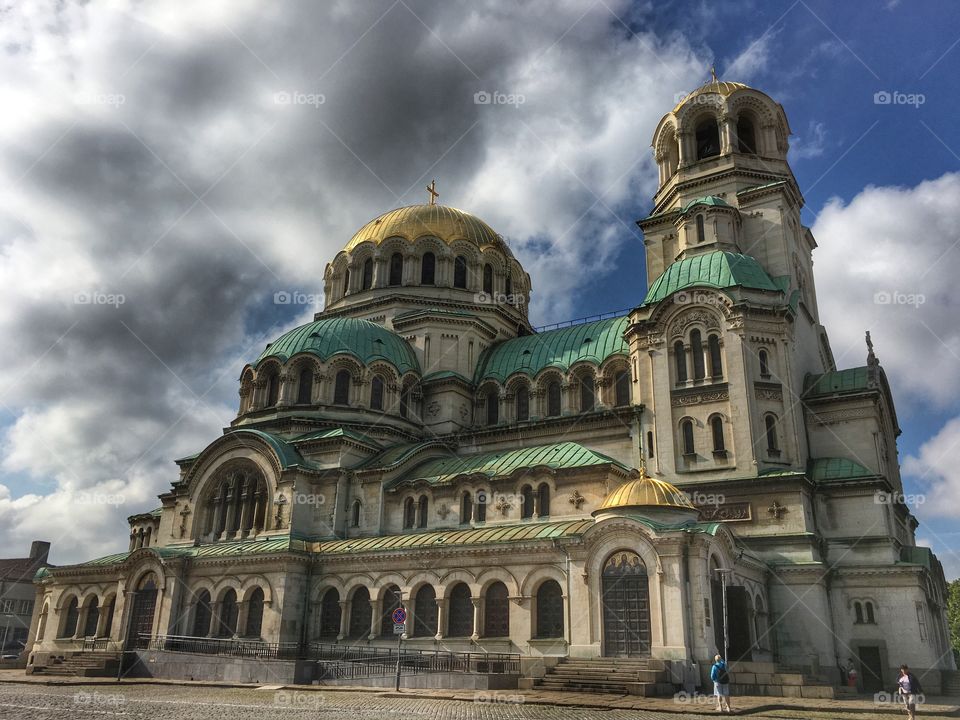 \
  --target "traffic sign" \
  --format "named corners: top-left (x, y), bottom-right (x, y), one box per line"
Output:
top-left (393, 623), bottom-right (405, 635)
top-left (391, 607), bottom-right (407, 624)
